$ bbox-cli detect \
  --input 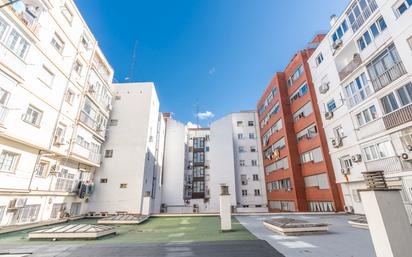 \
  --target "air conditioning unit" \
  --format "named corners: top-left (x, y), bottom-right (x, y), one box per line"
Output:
top-left (407, 145), bottom-right (412, 151)
top-left (401, 153), bottom-right (412, 161)
top-left (325, 111), bottom-right (334, 120)
top-left (351, 154), bottom-right (362, 163)
top-left (319, 83), bottom-right (330, 94)
top-left (332, 39), bottom-right (343, 50)
top-left (341, 167), bottom-right (351, 176)
top-left (332, 137), bottom-right (343, 148)
top-left (344, 205), bottom-right (354, 214)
